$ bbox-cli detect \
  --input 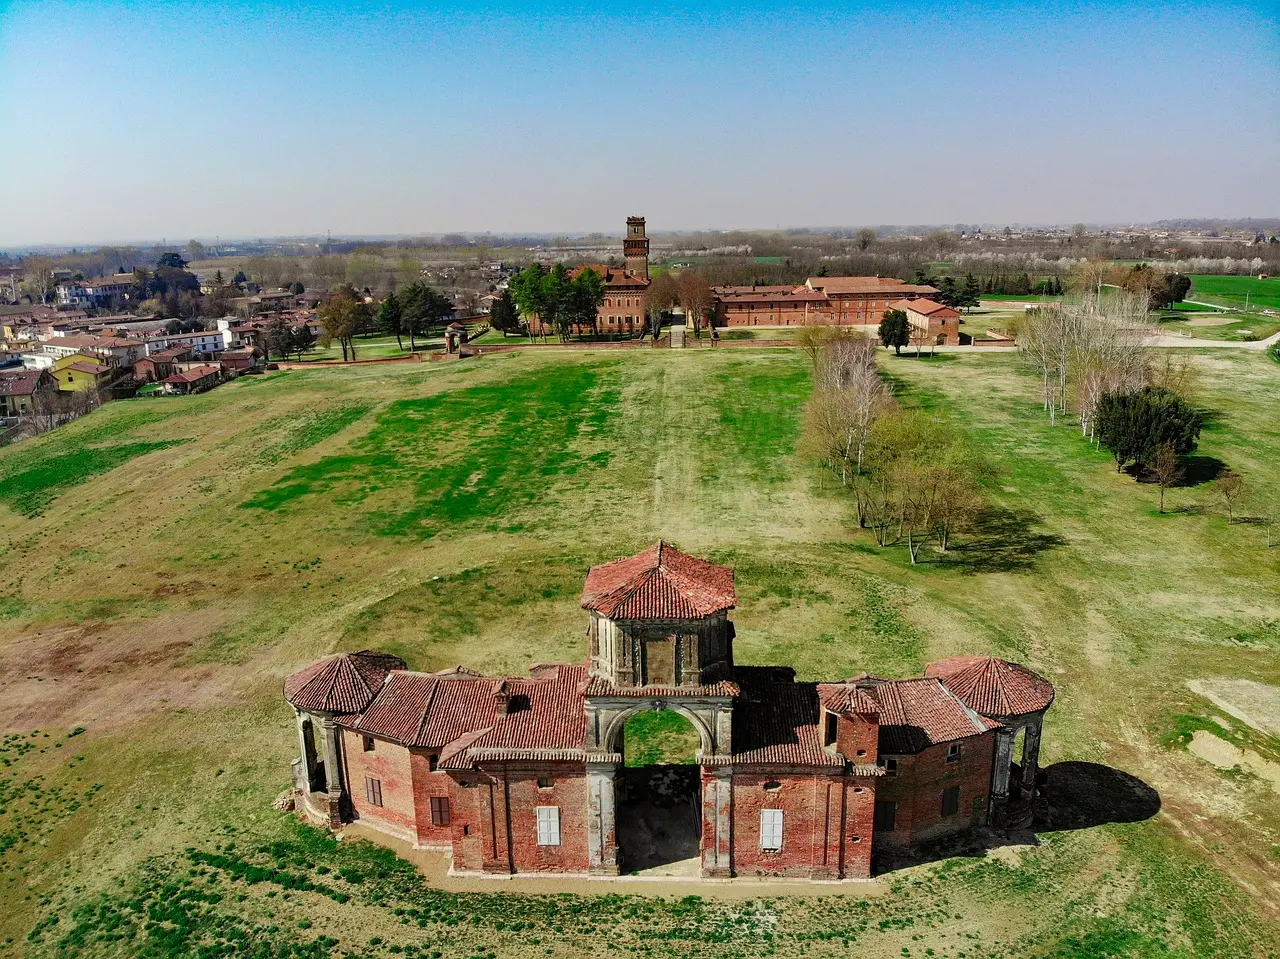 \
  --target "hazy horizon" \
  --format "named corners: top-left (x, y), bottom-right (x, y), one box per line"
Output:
top-left (3, 0), bottom-right (1278, 249)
